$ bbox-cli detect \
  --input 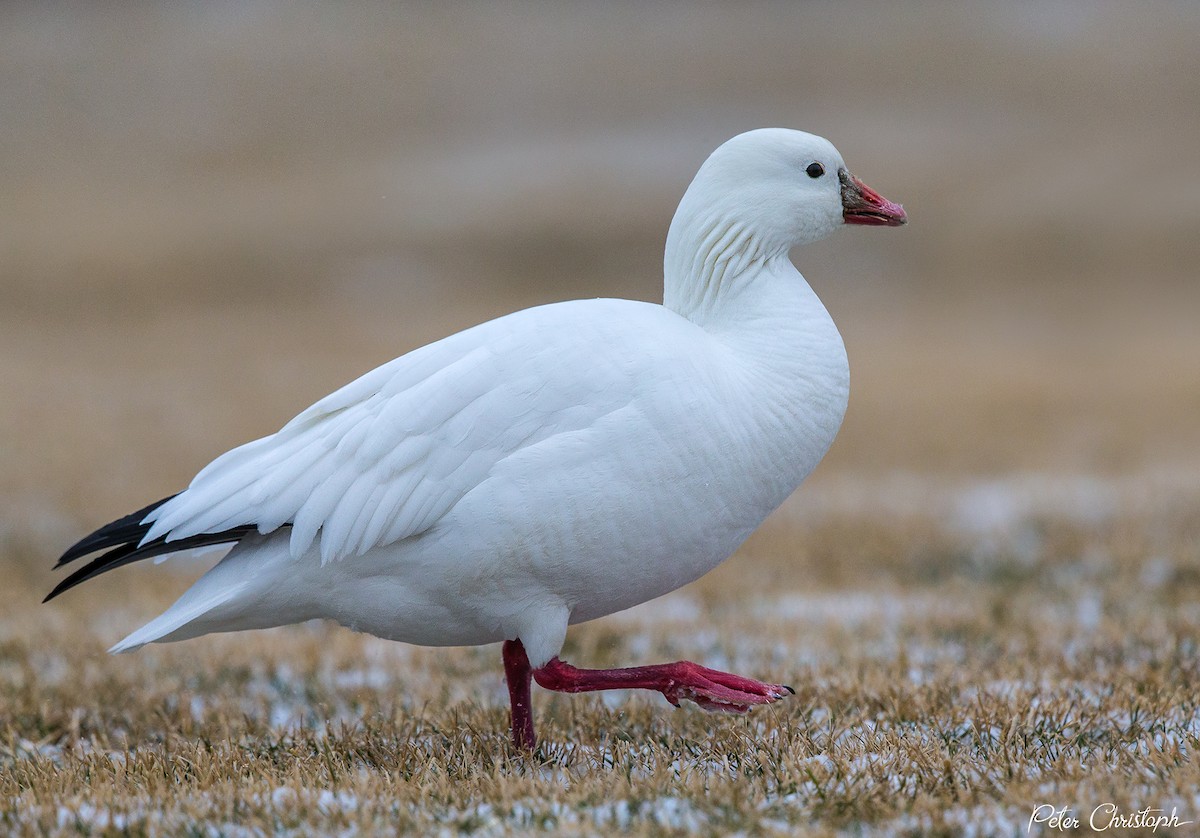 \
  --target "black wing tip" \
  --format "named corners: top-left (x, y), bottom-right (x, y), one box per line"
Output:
top-left (45, 521), bottom-right (261, 603)
top-left (43, 581), bottom-right (70, 603)
top-left (46, 542), bottom-right (142, 602)
top-left (55, 495), bottom-right (178, 569)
